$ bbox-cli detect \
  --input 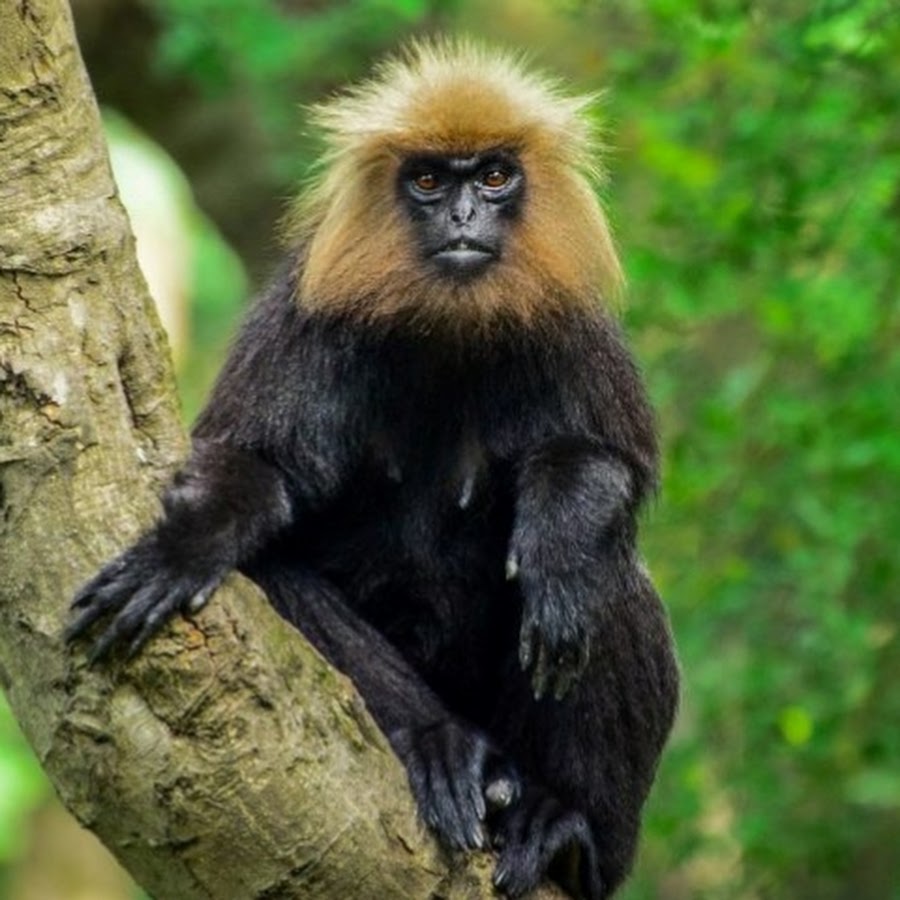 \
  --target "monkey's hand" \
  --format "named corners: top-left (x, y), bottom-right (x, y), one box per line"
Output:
top-left (390, 721), bottom-right (520, 852)
top-left (66, 528), bottom-right (232, 663)
top-left (492, 785), bottom-right (604, 900)
top-left (511, 561), bottom-right (594, 701)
